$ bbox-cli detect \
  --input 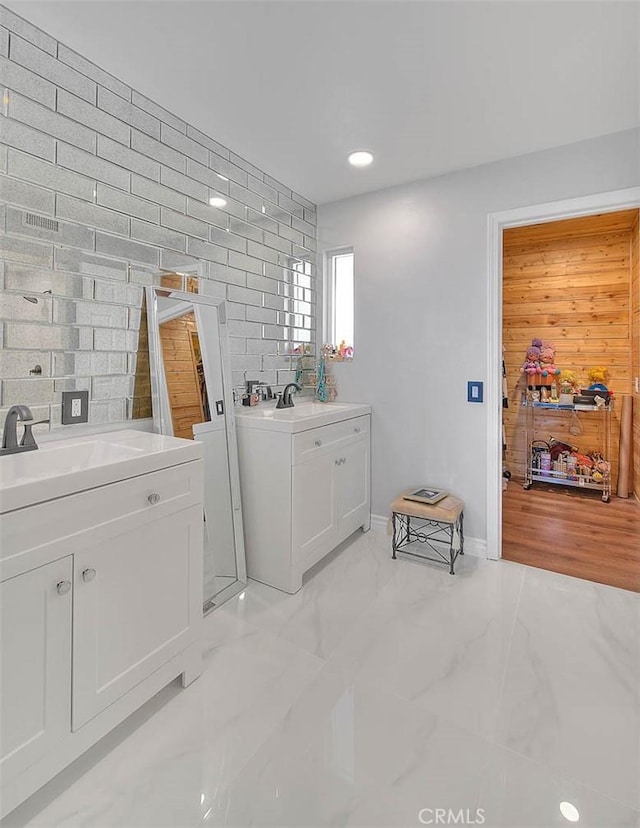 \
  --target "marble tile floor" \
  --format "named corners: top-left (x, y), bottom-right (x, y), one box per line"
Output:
top-left (4, 527), bottom-right (639, 828)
